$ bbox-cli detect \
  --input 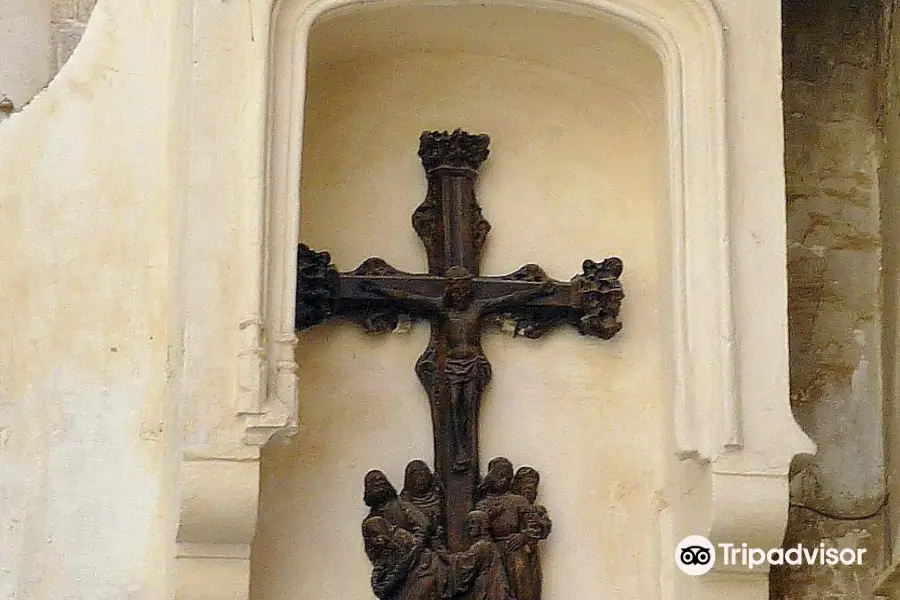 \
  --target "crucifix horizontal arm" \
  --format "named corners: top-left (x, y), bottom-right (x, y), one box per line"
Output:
top-left (298, 259), bottom-right (617, 333)
top-left (477, 280), bottom-right (557, 312)
top-left (297, 252), bottom-right (617, 318)
top-left (356, 276), bottom-right (559, 331)
top-left (358, 279), bottom-right (444, 313)
top-left (352, 274), bottom-right (560, 310)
